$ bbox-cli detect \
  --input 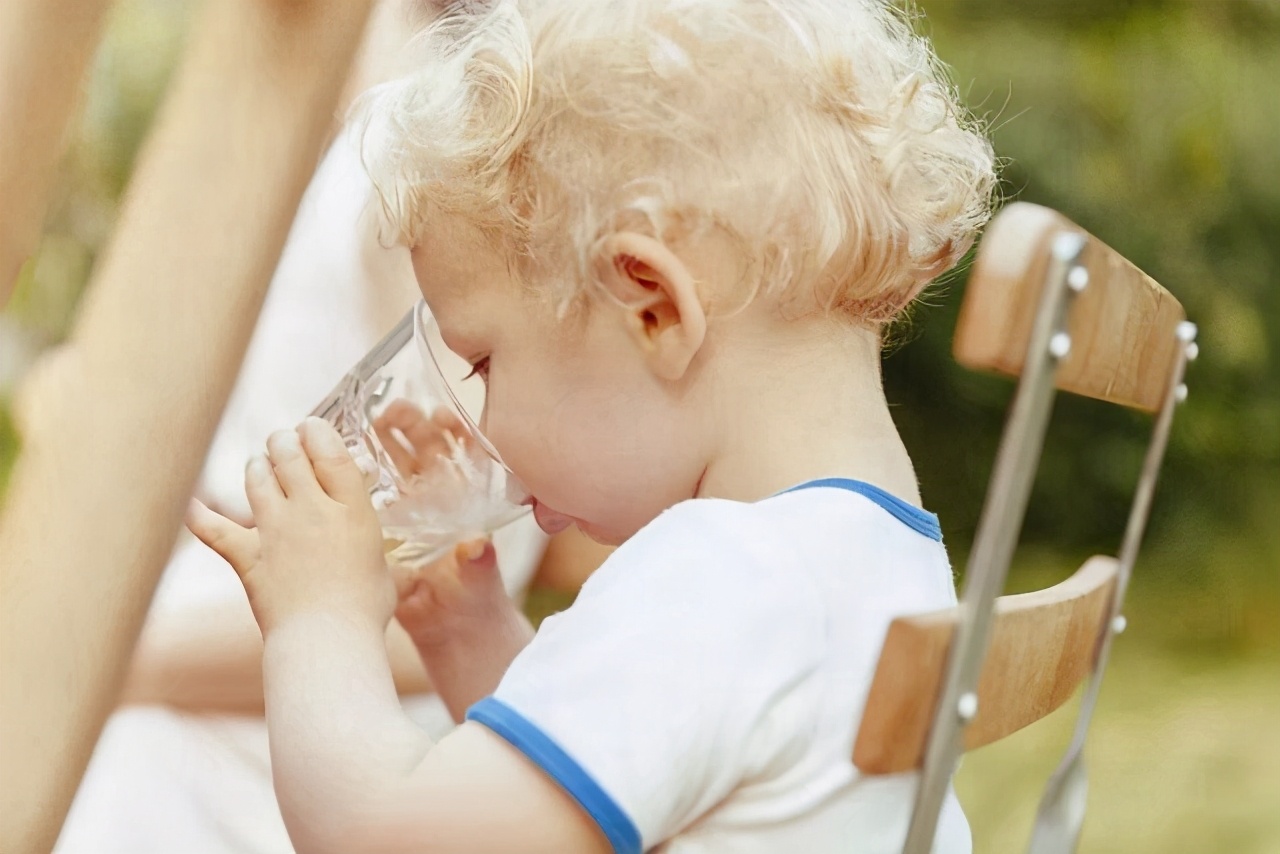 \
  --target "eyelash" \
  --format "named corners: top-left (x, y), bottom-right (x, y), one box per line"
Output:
top-left (463, 356), bottom-right (490, 383)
